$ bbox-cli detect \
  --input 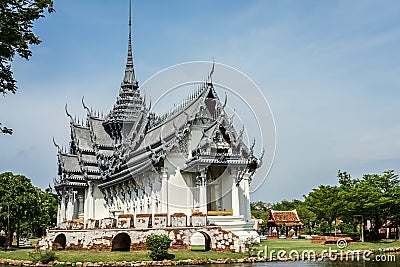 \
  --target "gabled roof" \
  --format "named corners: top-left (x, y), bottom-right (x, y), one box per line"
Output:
top-left (59, 154), bottom-right (81, 173)
top-left (89, 117), bottom-right (114, 148)
top-left (267, 209), bottom-right (303, 227)
top-left (140, 85), bottom-right (209, 150)
top-left (72, 125), bottom-right (93, 152)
